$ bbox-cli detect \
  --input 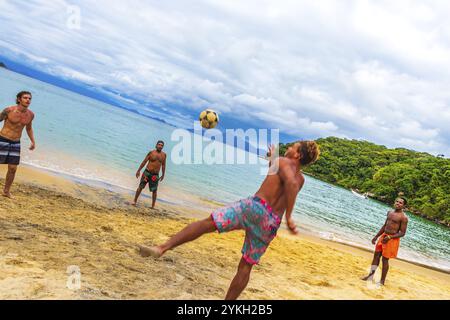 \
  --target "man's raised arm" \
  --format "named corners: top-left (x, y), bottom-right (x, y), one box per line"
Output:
top-left (267, 144), bottom-right (276, 167)
top-left (278, 159), bottom-right (304, 234)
